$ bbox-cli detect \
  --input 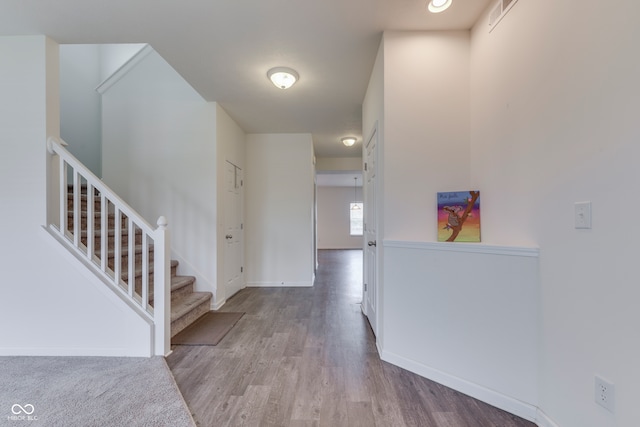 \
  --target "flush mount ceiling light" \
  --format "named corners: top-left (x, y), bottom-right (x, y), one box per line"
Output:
top-left (428, 0), bottom-right (452, 13)
top-left (267, 67), bottom-right (299, 89)
top-left (341, 137), bottom-right (357, 147)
